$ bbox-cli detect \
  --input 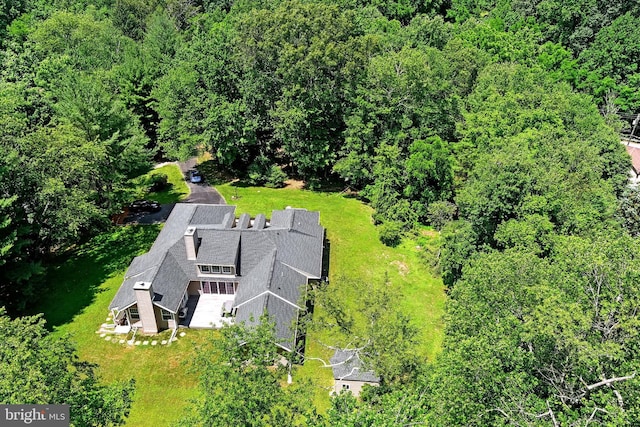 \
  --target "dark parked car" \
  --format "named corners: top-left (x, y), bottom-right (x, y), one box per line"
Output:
top-left (129, 200), bottom-right (161, 213)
